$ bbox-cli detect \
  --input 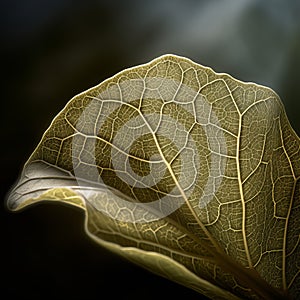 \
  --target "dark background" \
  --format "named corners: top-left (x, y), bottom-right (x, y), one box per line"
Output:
top-left (1, 1), bottom-right (300, 299)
